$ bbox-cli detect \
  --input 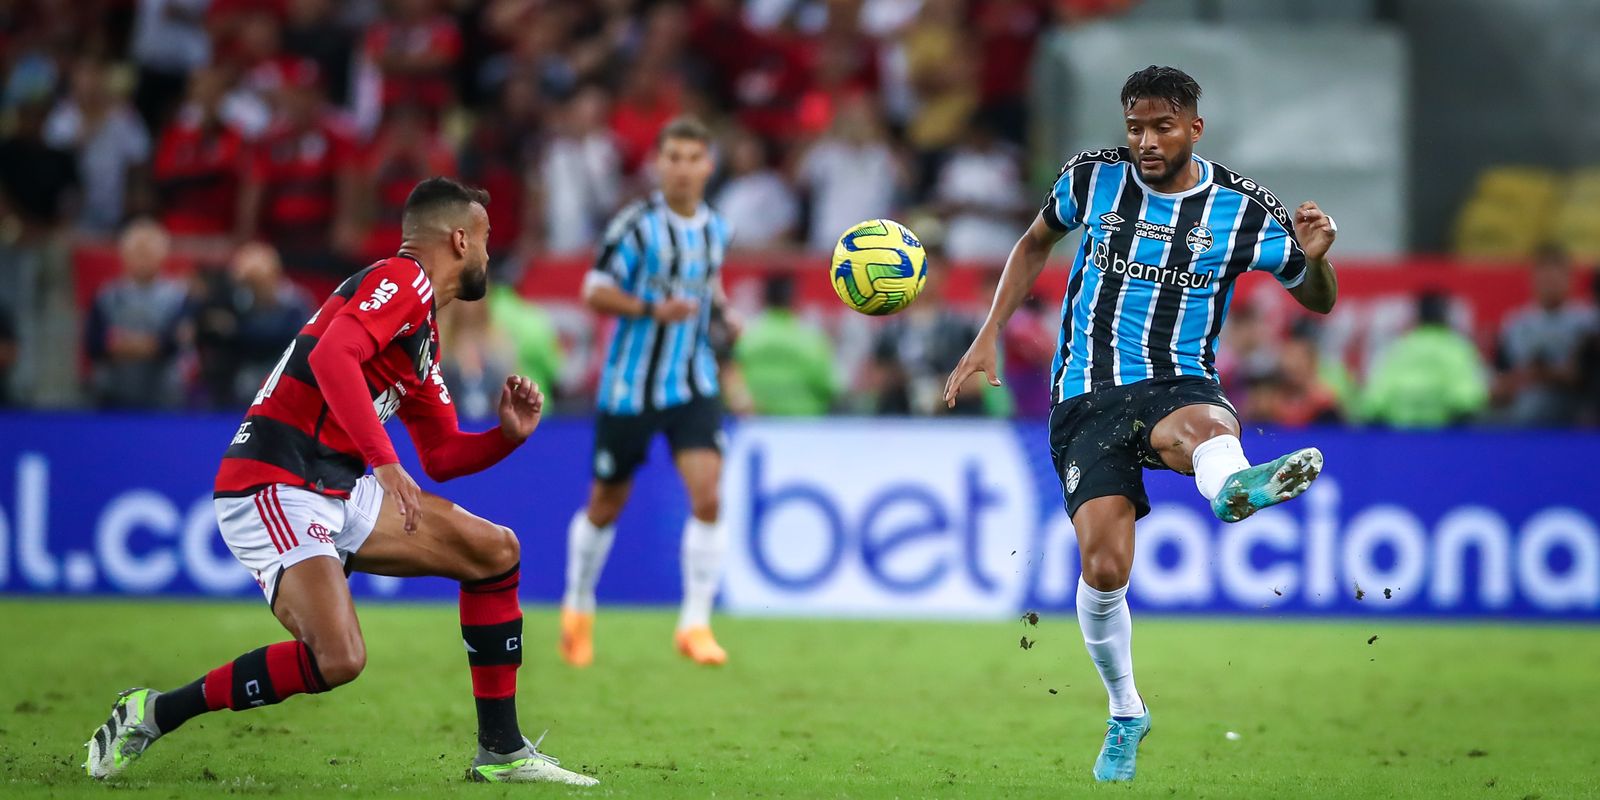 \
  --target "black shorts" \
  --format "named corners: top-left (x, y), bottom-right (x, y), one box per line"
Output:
top-left (592, 396), bottom-right (724, 483)
top-left (1048, 376), bottom-right (1237, 520)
